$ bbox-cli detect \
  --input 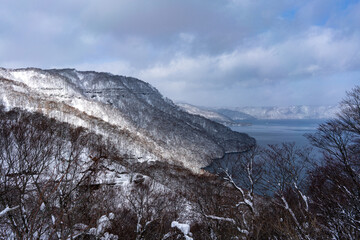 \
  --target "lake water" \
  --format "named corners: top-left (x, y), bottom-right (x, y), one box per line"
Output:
top-left (204, 119), bottom-right (326, 176)
top-left (231, 119), bottom-right (325, 146)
